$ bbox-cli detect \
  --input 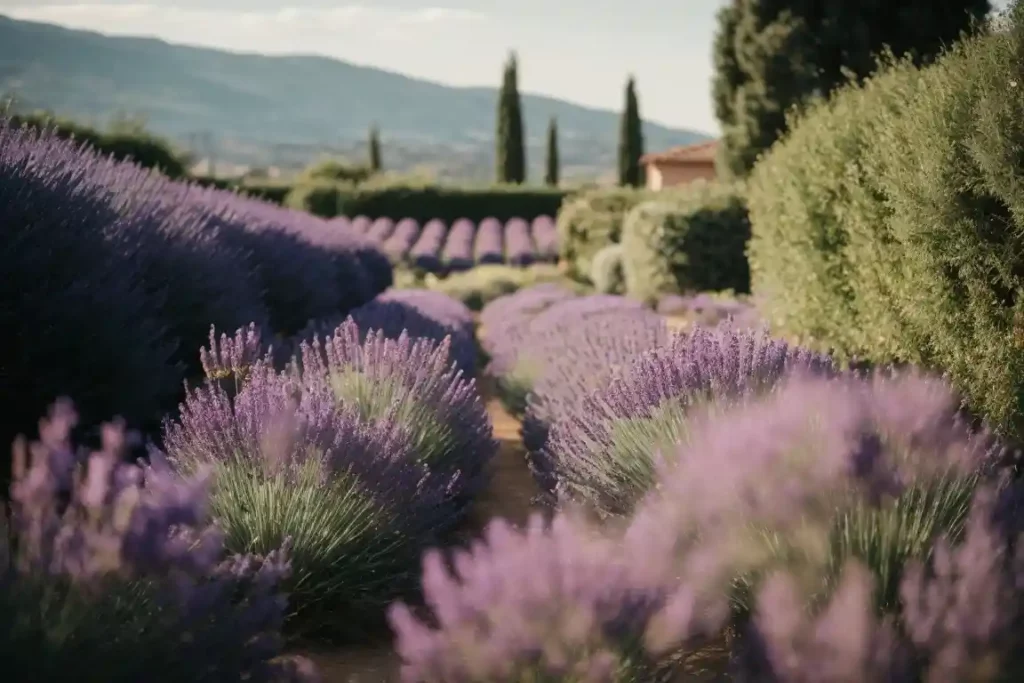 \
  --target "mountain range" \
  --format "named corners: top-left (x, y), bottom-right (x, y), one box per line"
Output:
top-left (0, 15), bottom-right (712, 181)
